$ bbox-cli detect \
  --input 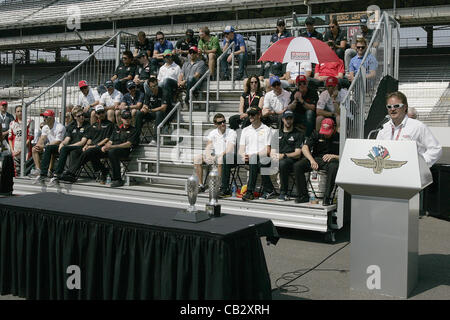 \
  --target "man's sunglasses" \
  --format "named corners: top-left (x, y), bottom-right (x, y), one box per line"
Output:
top-left (386, 103), bottom-right (404, 110)
top-left (247, 112), bottom-right (258, 116)
top-left (272, 82), bottom-right (281, 87)
top-left (156, 37), bottom-right (164, 41)
top-left (75, 114), bottom-right (84, 118)
top-left (356, 46), bottom-right (366, 49)
top-left (96, 111), bottom-right (105, 114)
top-left (215, 120), bottom-right (226, 125)
top-left (298, 81), bottom-right (307, 86)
